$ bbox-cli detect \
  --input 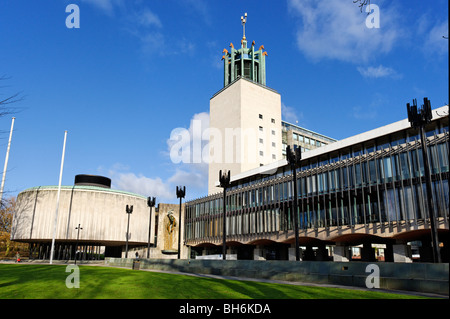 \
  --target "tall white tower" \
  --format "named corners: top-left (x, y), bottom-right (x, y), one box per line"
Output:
top-left (208, 14), bottom-right (282, 194)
